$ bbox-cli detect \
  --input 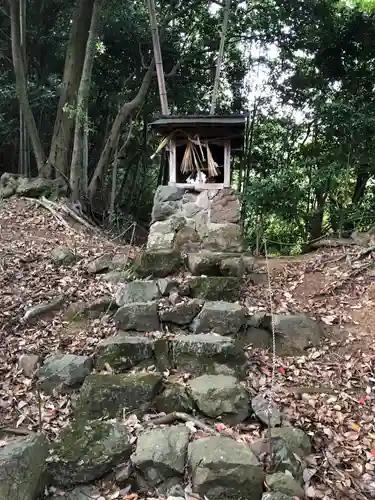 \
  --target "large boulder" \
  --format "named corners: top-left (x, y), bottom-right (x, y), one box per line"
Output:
top-left (151, 186), bottom-right (184, 222)
top-left (191, 301), bottom-right (246, 334)
top-left (262, 314), bottom-right (322, 354)
top-left (115, 280), bottom-right (160, 306)
top-left (76, 372), bottom-right (163, 419)
top-left (96, 335), bottom-right (155, 371)
top-left (269, 427), bottom-right (311, 456)
top-left (187, 374), bottom-right (250, 424)
top-left (113, 301), bottom-right (160, 331)
top-left (134, 250), bottom-right (182, 278)
top-left (15, 176), bottom-right (67, 198)
top-left (188, 436), bottom-right (264, 500)
top-left (131, 426), bottom-right (189, 486)
top-left (48, 419), bottom-right (132, 487)
top-left (0, 434), bottom-right (49, 500)
top-left (38, 353), bottom-right (92, 395)
top-left (170, 334), bottom-right (247, 378)
top-left (209, 188), bottom-right (241, 224)
top-left (265, 472), bottom-right (304, 498)
top-left (201, 223), bottom-right (244, 252)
